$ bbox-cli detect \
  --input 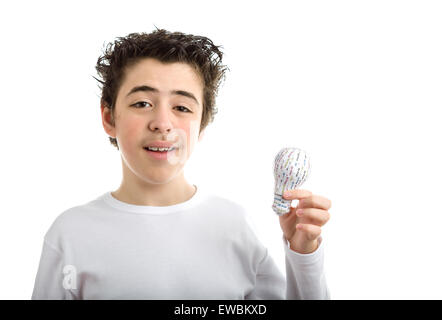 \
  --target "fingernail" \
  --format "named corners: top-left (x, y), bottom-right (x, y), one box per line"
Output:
top-left (283, 191), bottom-right (290, 198)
